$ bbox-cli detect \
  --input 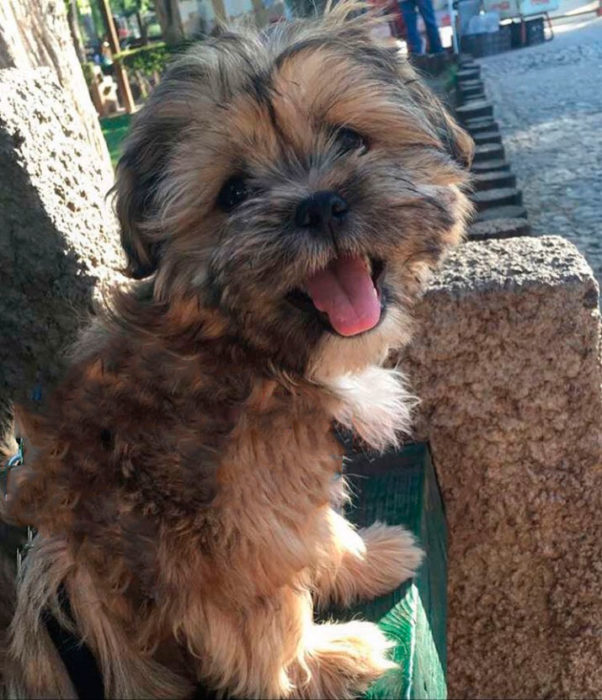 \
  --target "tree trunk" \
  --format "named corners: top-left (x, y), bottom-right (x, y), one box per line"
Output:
top-left (66, 0), bottom-right (86, 65)
top-left (136, 10), bottom-right (149, 45)
top-left (0, 0), bottom-right (113, 181)
top-left (154, 0), bottom-right (185, 45)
